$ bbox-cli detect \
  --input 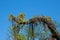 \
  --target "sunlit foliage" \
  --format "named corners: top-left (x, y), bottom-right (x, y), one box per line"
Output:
top-left (8, 13), bottom-right (60, 40)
